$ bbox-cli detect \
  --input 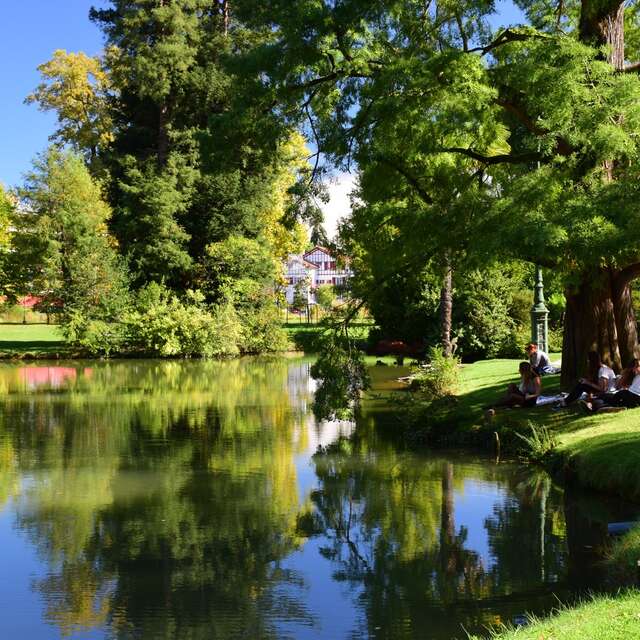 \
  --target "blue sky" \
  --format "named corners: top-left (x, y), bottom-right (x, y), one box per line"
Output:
top-left (0, 1), bottom-right (108, 188)
top-left (0, 0), bottom-right (525, 190)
